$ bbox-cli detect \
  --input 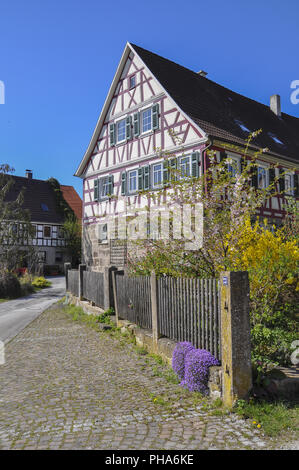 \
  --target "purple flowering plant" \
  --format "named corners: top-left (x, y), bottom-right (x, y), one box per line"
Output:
top-left (172, 341), bottom-right (195, 380)
top-left (172, 342), bottom-right (219, 394)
